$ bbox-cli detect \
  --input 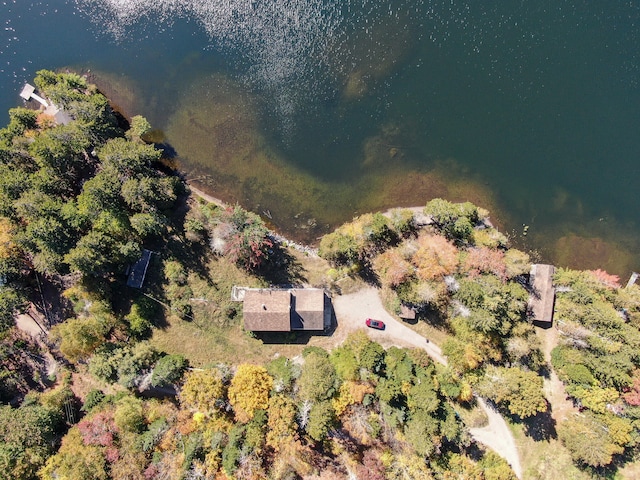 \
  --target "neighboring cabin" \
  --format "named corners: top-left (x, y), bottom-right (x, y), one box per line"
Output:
top-left (528, 264), bottom-right (556, 327)
top-left (239, 288), bottom-right (331, 332)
